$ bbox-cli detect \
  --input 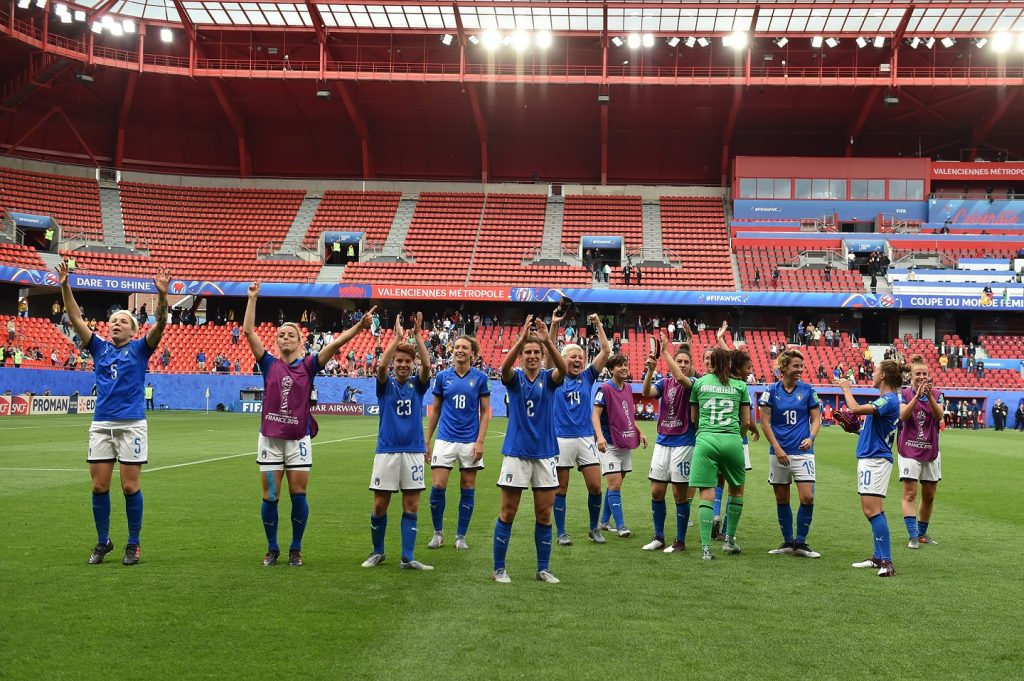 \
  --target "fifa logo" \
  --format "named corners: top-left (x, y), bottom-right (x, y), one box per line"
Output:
top-left (915, 410), bottom-right (927, 440)
top-left (280, 376), bottom-right (294, 415)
